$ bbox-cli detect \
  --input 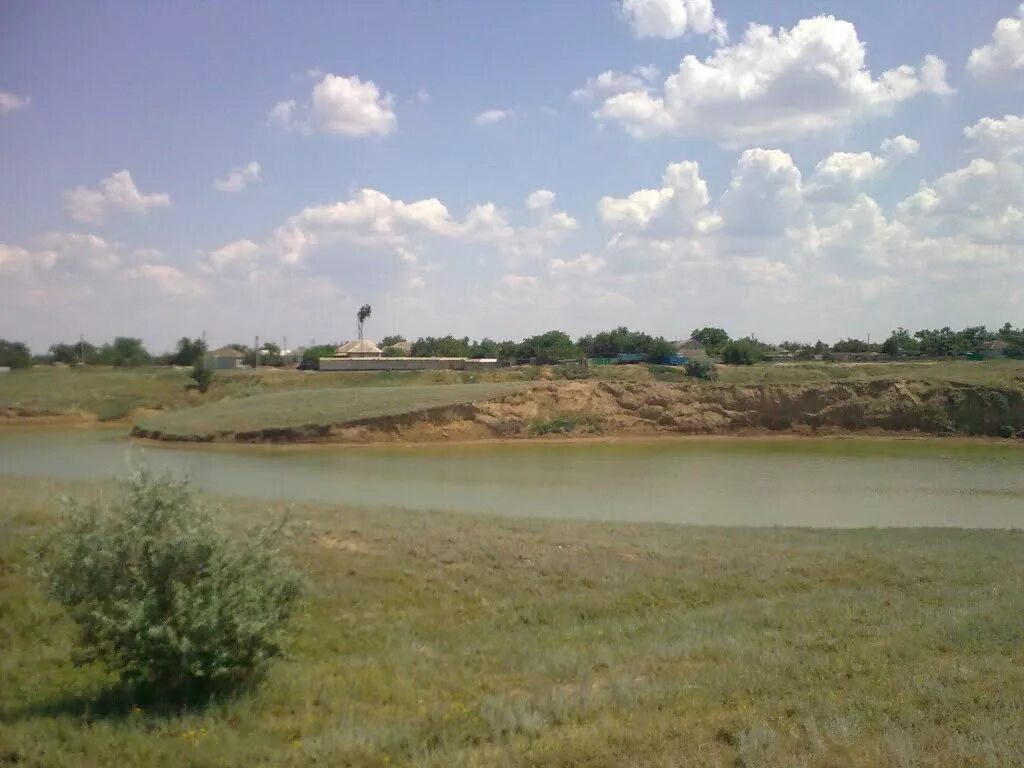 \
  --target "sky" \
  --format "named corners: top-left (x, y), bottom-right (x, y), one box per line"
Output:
top-left (1, 0), bottom-right (1023, 352)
